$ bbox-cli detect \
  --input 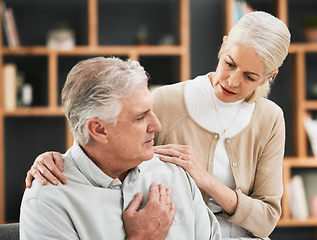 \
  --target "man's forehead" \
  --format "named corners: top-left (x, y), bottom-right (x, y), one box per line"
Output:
top-left (120, 88), bottom-right (153, 114)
